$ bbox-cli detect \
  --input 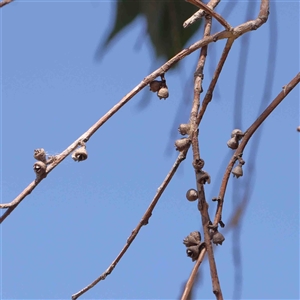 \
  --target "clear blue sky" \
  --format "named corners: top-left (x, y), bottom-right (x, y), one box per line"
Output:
top-left (1, 1), bottom-right (299, 299)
